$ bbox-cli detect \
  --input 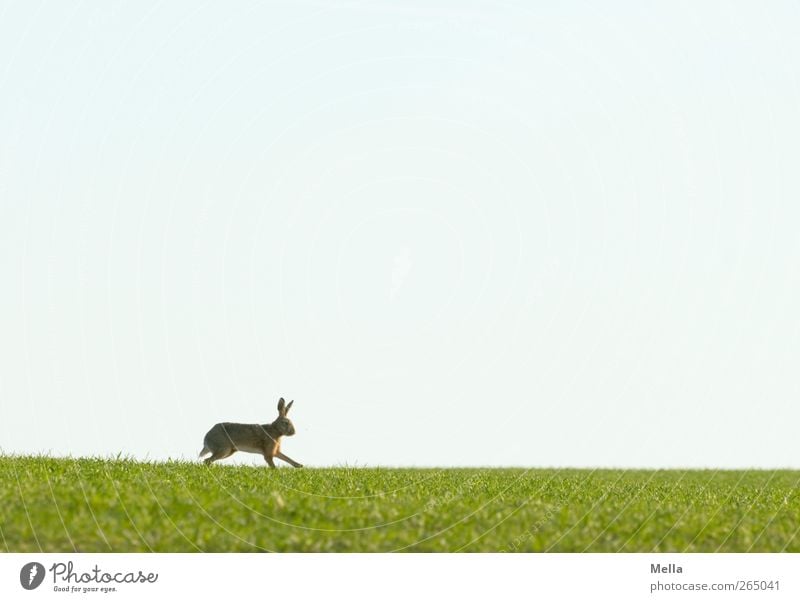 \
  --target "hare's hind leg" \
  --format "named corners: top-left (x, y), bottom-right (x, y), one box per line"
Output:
top-left (204, 448), bottom-right (235, 465)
